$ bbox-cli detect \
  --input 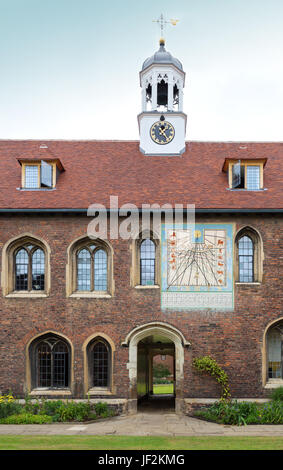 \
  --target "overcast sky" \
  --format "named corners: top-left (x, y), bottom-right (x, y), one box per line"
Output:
top-left (0, 0), bottom-right (283, 141)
